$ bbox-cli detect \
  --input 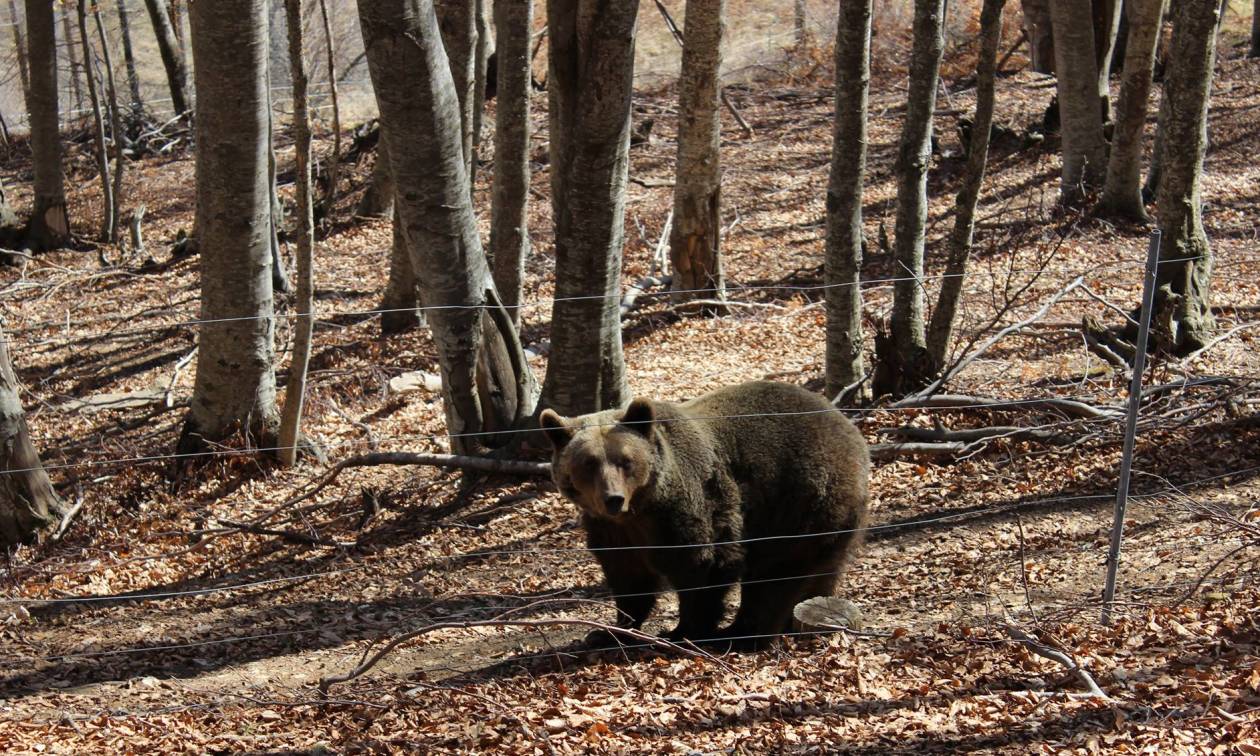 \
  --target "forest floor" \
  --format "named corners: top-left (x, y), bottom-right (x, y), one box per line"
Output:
top-left (1, 34), bottom-right (1259, 754)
